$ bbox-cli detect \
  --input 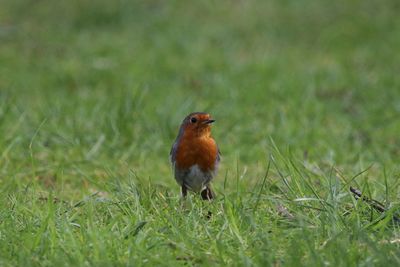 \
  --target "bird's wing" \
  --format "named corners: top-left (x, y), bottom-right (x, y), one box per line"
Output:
top-left (169, 141), bottom-right (178, 164)
top-left (170, 124), bottom-right (185, 164)
top-left (216, 145), bottom-right (221, 163)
